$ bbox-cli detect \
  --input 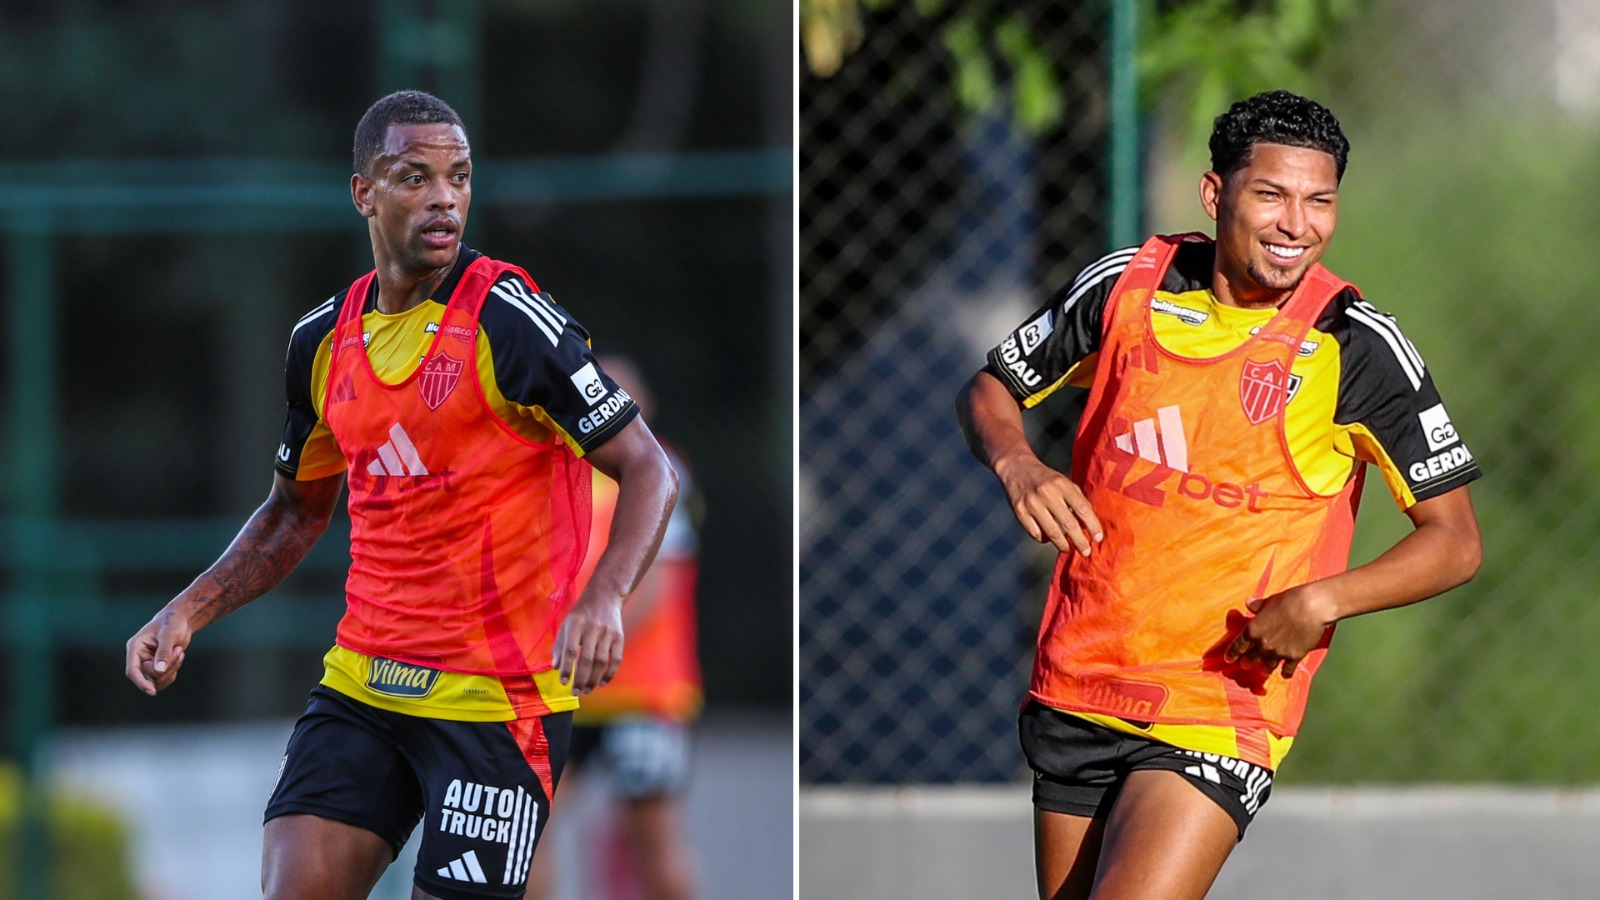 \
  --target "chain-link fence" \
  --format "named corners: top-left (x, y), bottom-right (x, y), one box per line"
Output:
top-left (801, 0), bottom-right (1114, 783)
top-left (802, 0), bottom-right (1600, 786)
